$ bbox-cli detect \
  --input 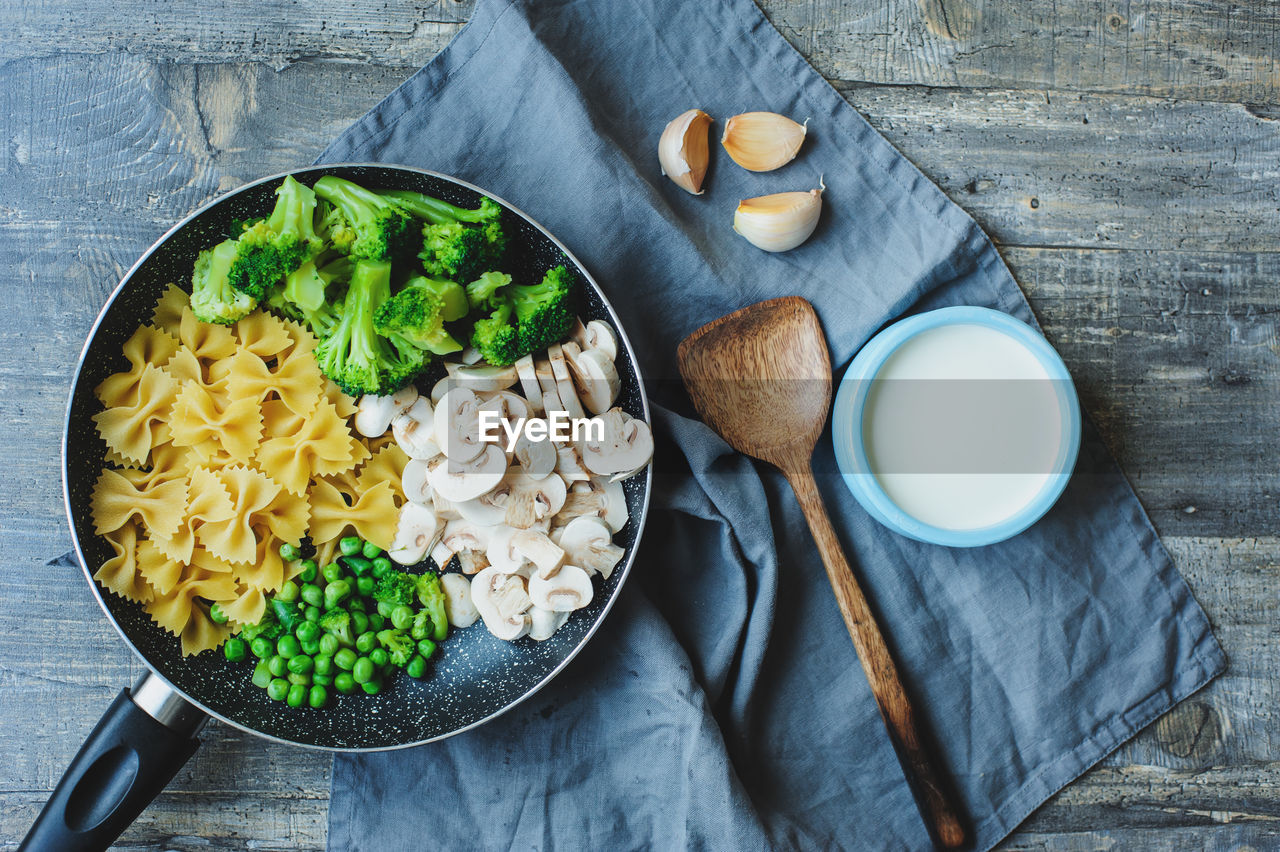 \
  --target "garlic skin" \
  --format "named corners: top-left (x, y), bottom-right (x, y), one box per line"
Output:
top-left (733, 184), bottom-right (824, 252)
top-left (721, 112), bottom-right (807, 172)
top-left (659, 109), bottom-right (713, 195)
